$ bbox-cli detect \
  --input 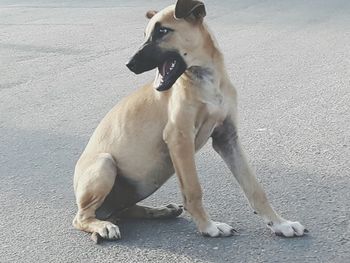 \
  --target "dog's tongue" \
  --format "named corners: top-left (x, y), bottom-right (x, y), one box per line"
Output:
top-left (161, 60), bottom-right (173, 76)
top-left (154, 59), bottom-right (178, 90)
top-left (159, 59), bottom-right (176, 77)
